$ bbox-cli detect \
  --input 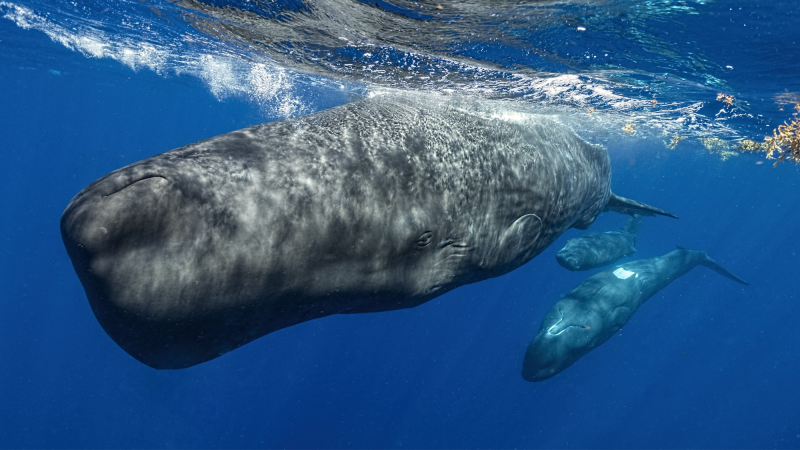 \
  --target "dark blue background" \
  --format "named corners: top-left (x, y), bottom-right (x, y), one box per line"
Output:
top-left (2, 17), bottom-right (800, 449)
